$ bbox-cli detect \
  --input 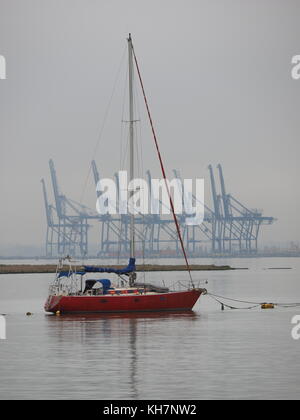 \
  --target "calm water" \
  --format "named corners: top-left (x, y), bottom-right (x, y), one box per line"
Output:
top-left (0, 257), bottom-right (300, 400)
